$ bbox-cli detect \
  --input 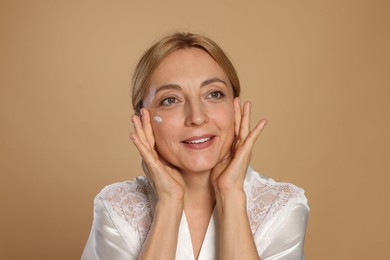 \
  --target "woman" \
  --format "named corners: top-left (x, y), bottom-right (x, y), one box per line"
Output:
top-left (82, 32), bottom-right (309, 260)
